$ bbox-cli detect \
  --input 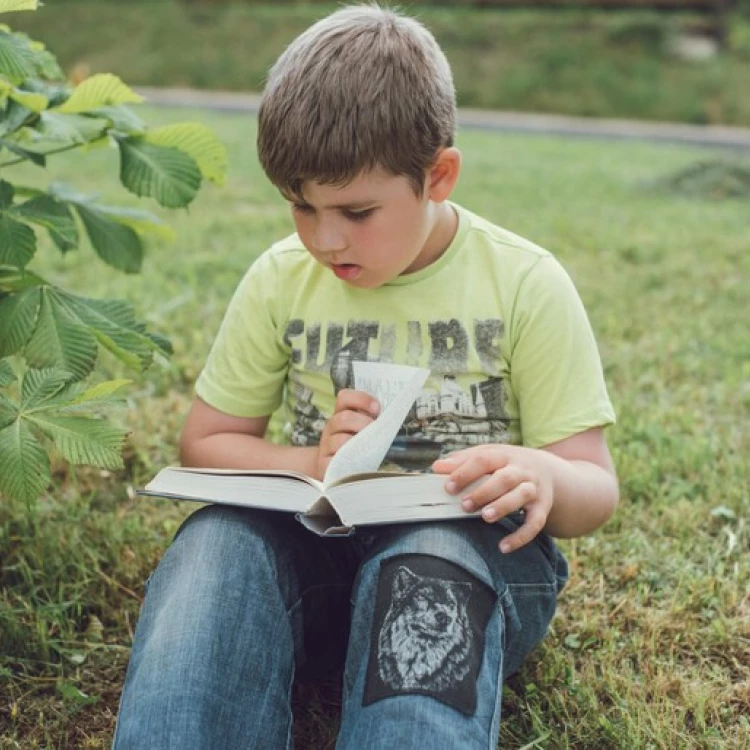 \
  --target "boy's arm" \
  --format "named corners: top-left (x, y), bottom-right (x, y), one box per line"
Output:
top-left (179, 393), bottom-right (380, 480)
top-left (433, 427), bottom-right (619, 553)
top-left (179, 397), bottom-right (319, 475)
top-left (534, 427), bottom-right (618, 539)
